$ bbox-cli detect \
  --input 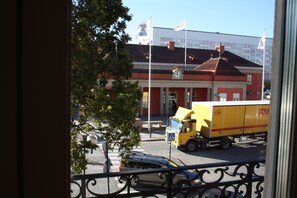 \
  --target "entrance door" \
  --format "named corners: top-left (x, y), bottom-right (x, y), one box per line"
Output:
top-left (163, 92), bottom-right (178, 115)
